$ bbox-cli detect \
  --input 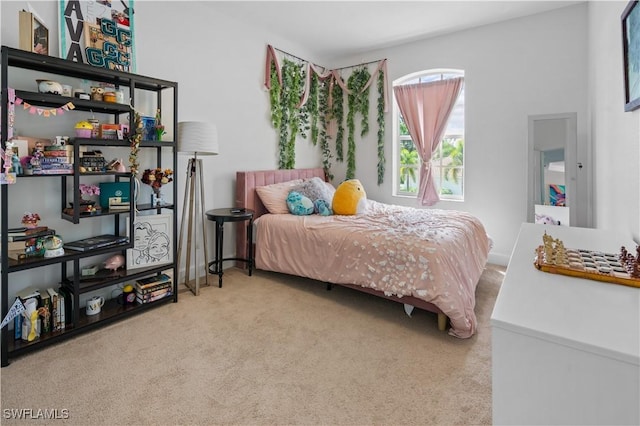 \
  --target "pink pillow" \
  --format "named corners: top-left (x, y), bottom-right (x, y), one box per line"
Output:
top-left (256, 179), bottom-right (303, 214)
